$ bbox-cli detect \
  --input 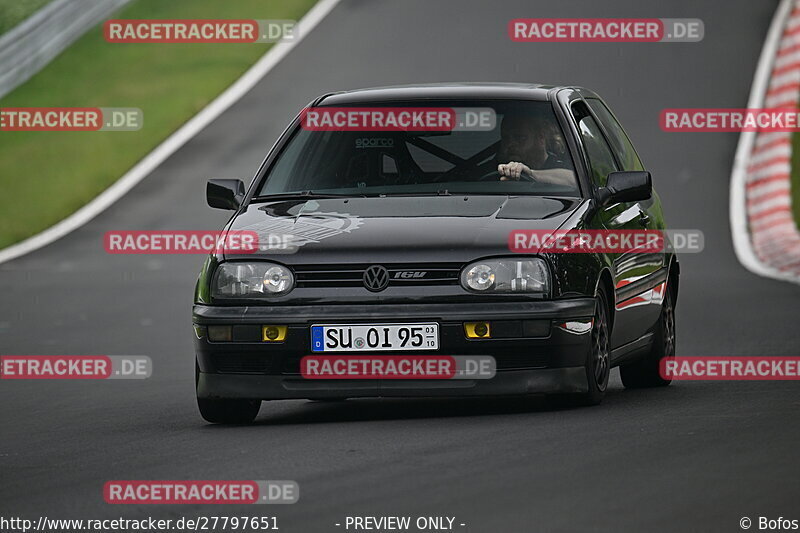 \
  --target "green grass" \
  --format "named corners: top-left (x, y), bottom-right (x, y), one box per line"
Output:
top-left (0, 0), bottom-right (54, 35)
top-left (0, 0), bottom-right (316, 249)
